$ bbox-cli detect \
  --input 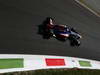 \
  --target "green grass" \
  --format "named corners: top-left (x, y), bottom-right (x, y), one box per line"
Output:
top-left (1, 68), bottom-right (100, 75)
top-left (0, 59), bottom-right (24, 69)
